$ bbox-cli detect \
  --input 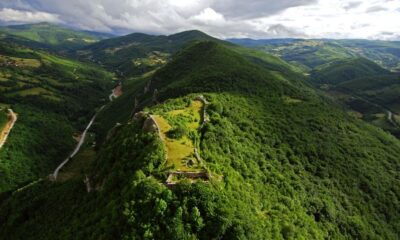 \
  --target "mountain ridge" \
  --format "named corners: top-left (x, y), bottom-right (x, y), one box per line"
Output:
top-left (0, 22), bottom-right (113, 50)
